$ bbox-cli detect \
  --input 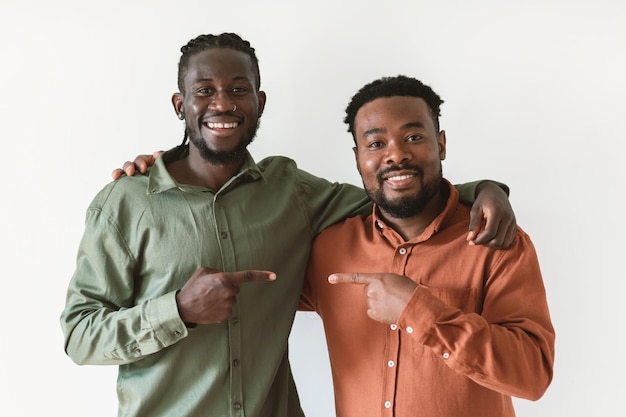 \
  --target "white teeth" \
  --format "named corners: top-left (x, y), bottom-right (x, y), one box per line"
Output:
top-left (387, 174), bottom-right (413, 181)
top-left (207, 122), bottom-right (238, 129)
